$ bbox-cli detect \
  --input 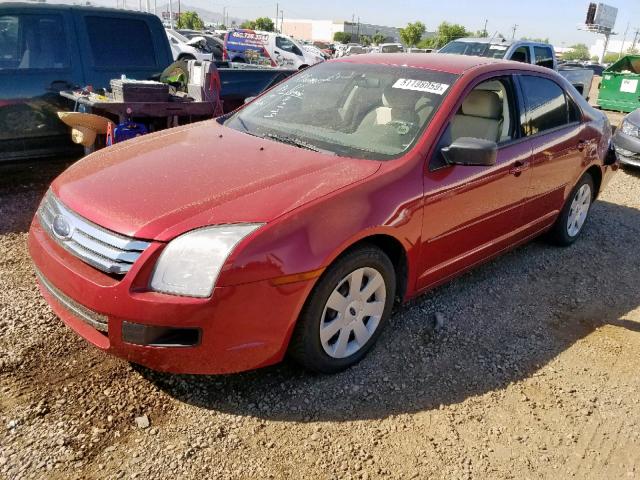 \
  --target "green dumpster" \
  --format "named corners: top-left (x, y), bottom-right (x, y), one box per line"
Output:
top-left (597, 55), bottom-right (640, 112)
